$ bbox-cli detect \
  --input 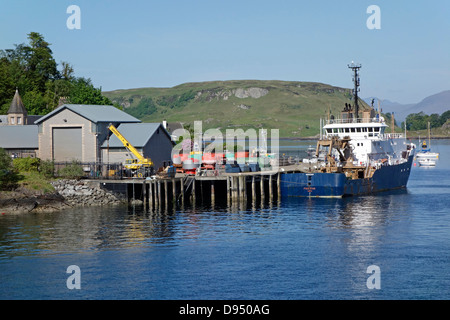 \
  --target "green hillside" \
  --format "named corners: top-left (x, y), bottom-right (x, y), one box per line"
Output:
top-left (103, 80), bottom-right (372, 138)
